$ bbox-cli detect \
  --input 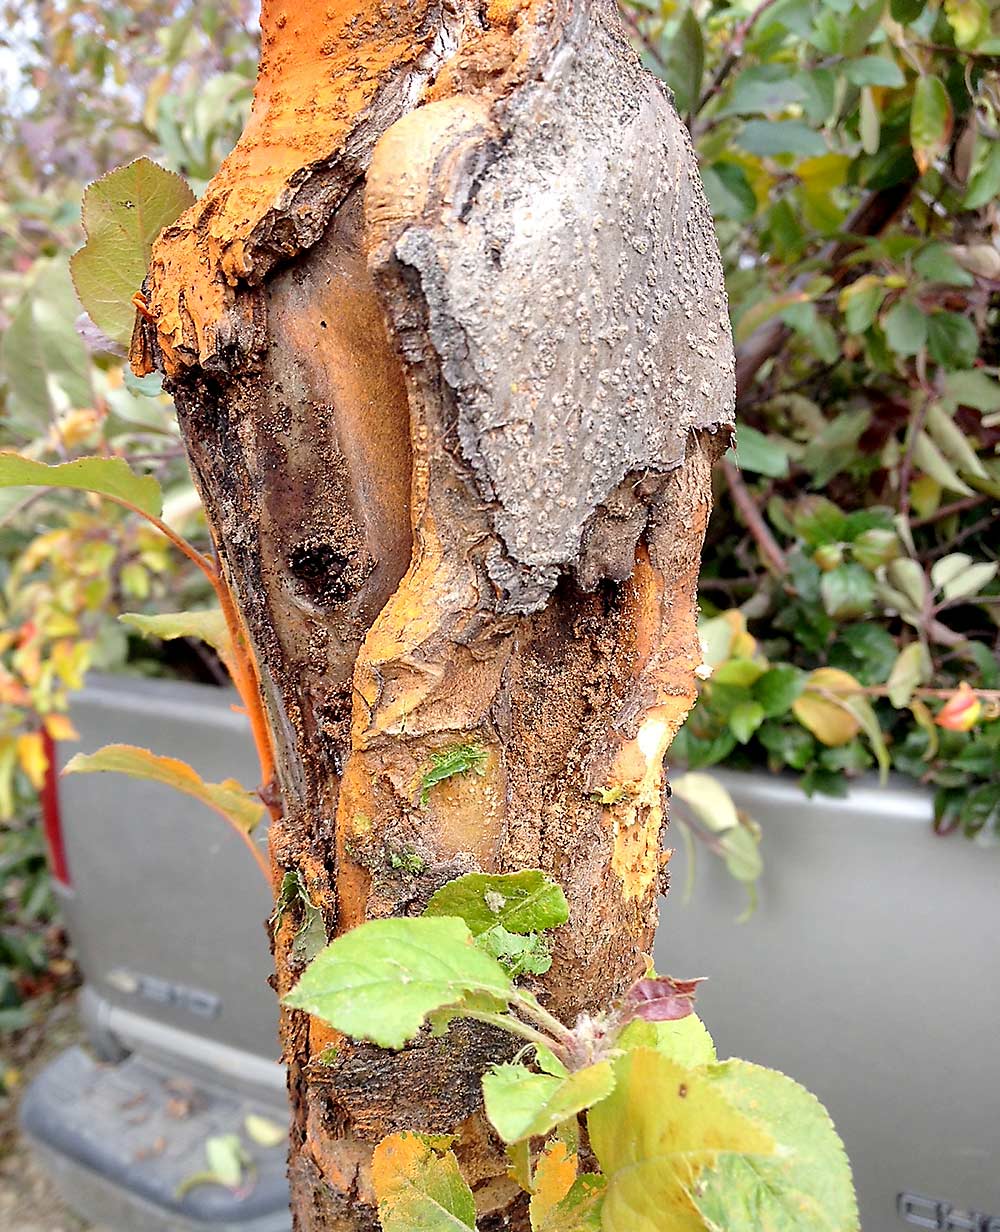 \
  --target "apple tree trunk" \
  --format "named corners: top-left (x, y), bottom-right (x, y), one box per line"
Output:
top-left (132, 0), bottom-right (735, 1226)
